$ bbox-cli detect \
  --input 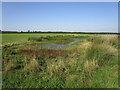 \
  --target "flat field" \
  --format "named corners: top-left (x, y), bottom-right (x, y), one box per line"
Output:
top-left (2, 33), bottom-right (90, 44)
top-left (1, 33), bottom-right (119, 88)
